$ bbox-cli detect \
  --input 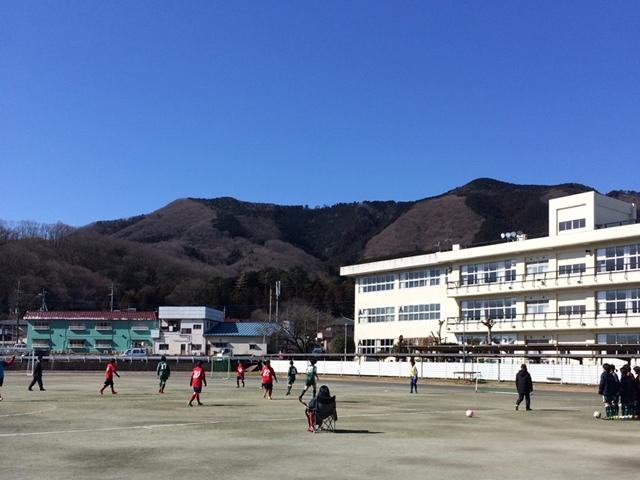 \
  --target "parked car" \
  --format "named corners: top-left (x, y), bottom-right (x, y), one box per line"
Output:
top-left (216, 348), bottom-right (232, 357)
top-left (311, 347), bottom-right (324, 358)
top-left (13, 343), bottom-right (29, 354)
top-left (119, 347), bottom-right (148, 359)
